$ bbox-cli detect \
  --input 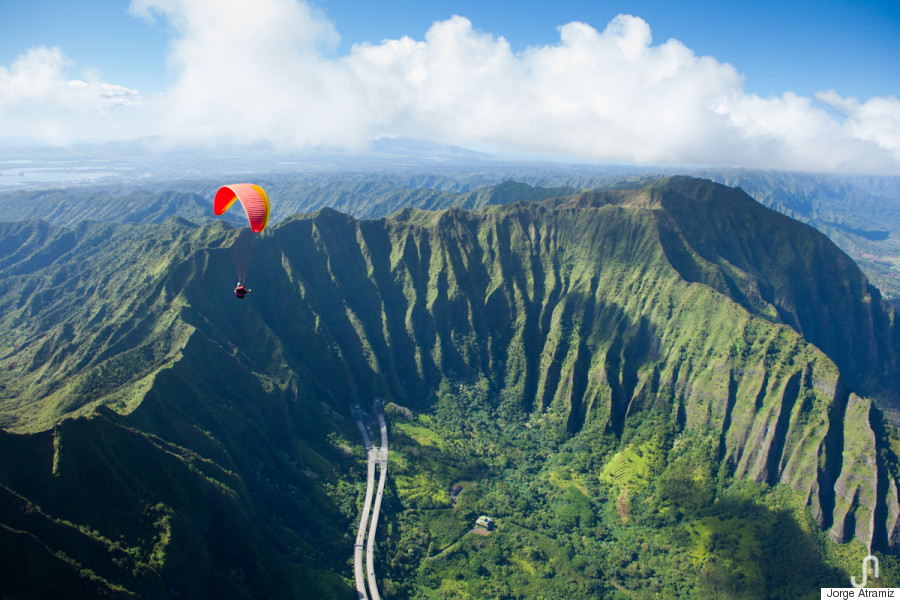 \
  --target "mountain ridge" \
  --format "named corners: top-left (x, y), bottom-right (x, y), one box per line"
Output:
top-left (5, 167), bottom-right (898, 300)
